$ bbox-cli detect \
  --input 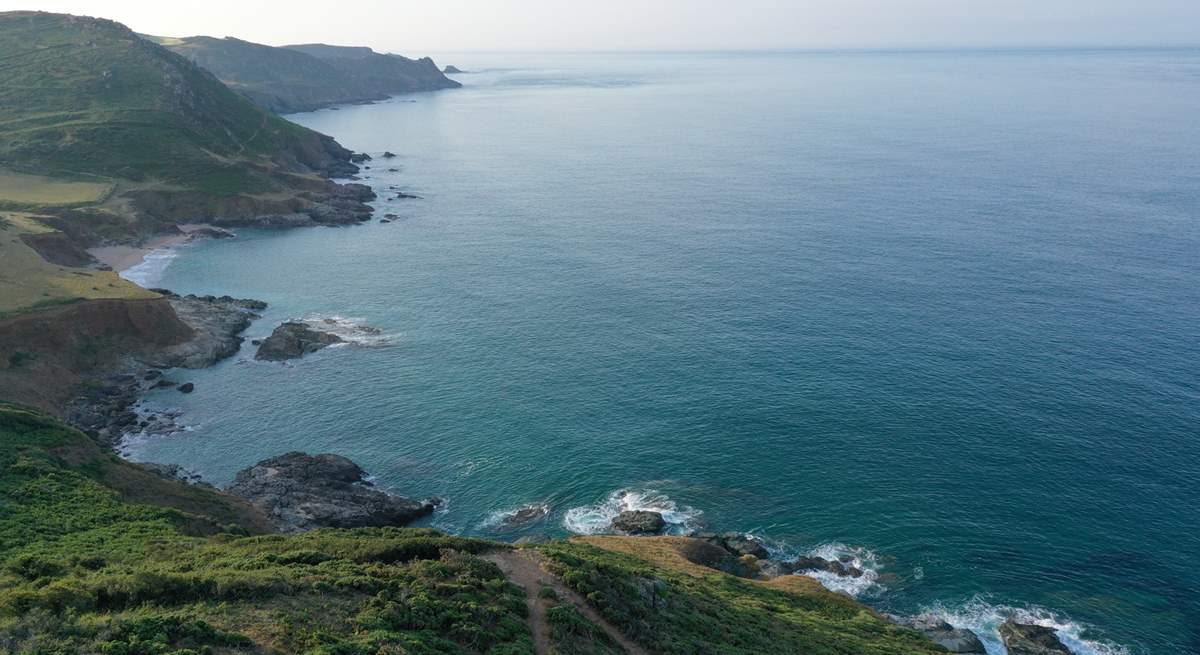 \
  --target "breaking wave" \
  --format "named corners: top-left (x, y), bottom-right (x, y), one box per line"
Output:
top-left (793, 542), bottom-right (884, 598)
top-left (481, 503), bottom-right (552, 530)
top-left (562, 489), bottom-right (701, 535)
top-left (923, 599), bottom-right (1130, 655)
top-left (298, 315), bottom-right (396, 346)
top-left (121, 246), bottom-right (183, 287)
